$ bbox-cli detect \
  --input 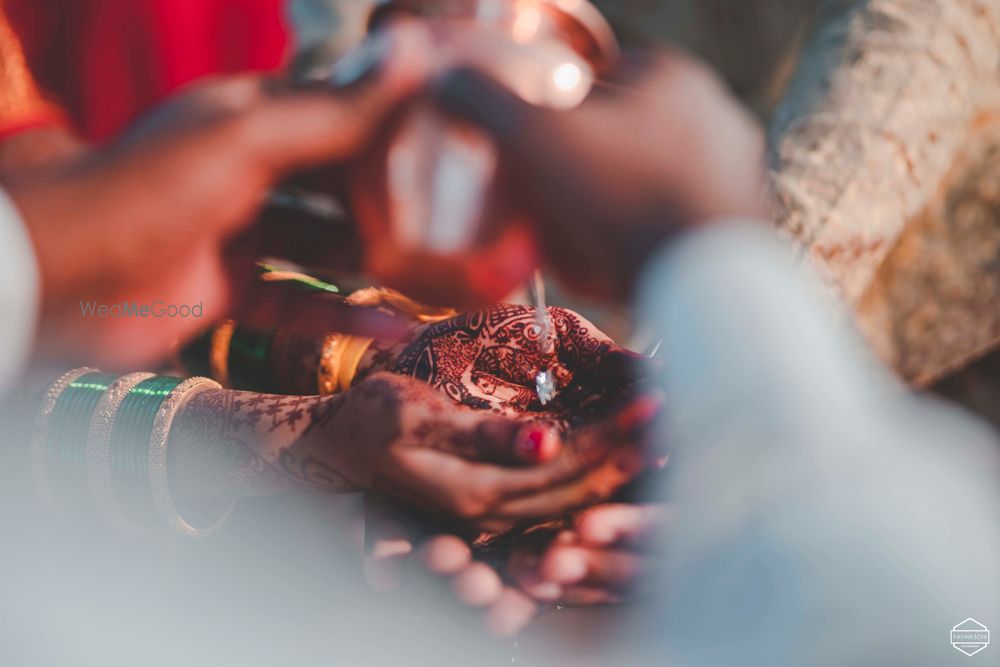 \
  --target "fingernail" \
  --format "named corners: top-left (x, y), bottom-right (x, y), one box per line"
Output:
top-left (581, 522), bottom-right (616, 546)
top-left (547, 549), bottom-right (587, 584)
top-left (371, 537), bottom-right (413, 559)
top-left (528, 581), bottom-right (563, 601)
top-left (555, 530), bottom-right (579, 545)
top-left (517, 426), bottom-right (559, 462)
top-left (329, 33), bottom-right (391, 89)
